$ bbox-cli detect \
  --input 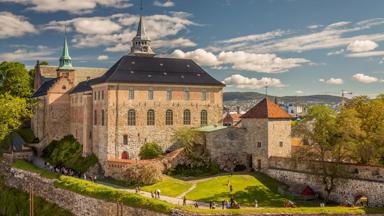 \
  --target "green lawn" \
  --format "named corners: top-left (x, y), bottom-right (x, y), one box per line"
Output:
top-left (141, 176), bottom-right (193, 197)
